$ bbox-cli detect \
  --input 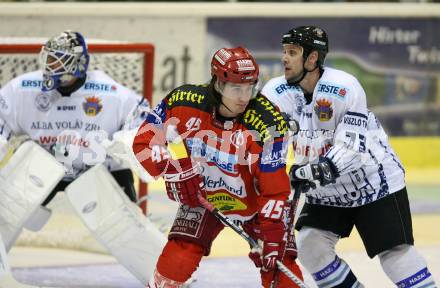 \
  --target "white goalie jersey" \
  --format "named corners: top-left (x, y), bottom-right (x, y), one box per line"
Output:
top-left (262, 67), bottom-right (405, 207)
top-left (0, 70), bottom-right (148, 180)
